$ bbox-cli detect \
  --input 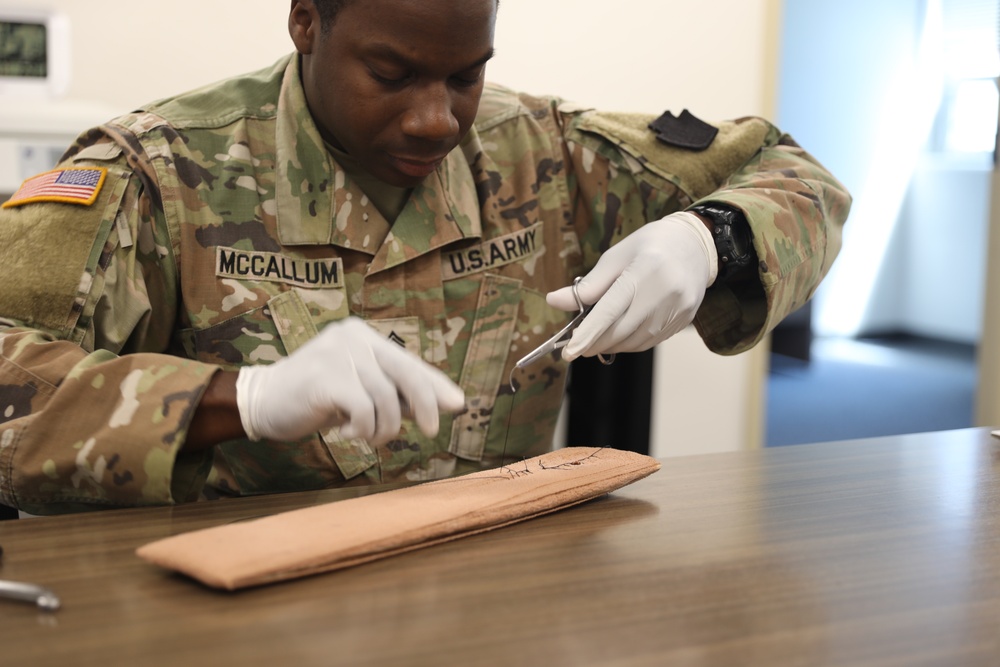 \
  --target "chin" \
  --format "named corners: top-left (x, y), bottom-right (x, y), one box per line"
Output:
top-left (377, 169), bottom-right (429, 189)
